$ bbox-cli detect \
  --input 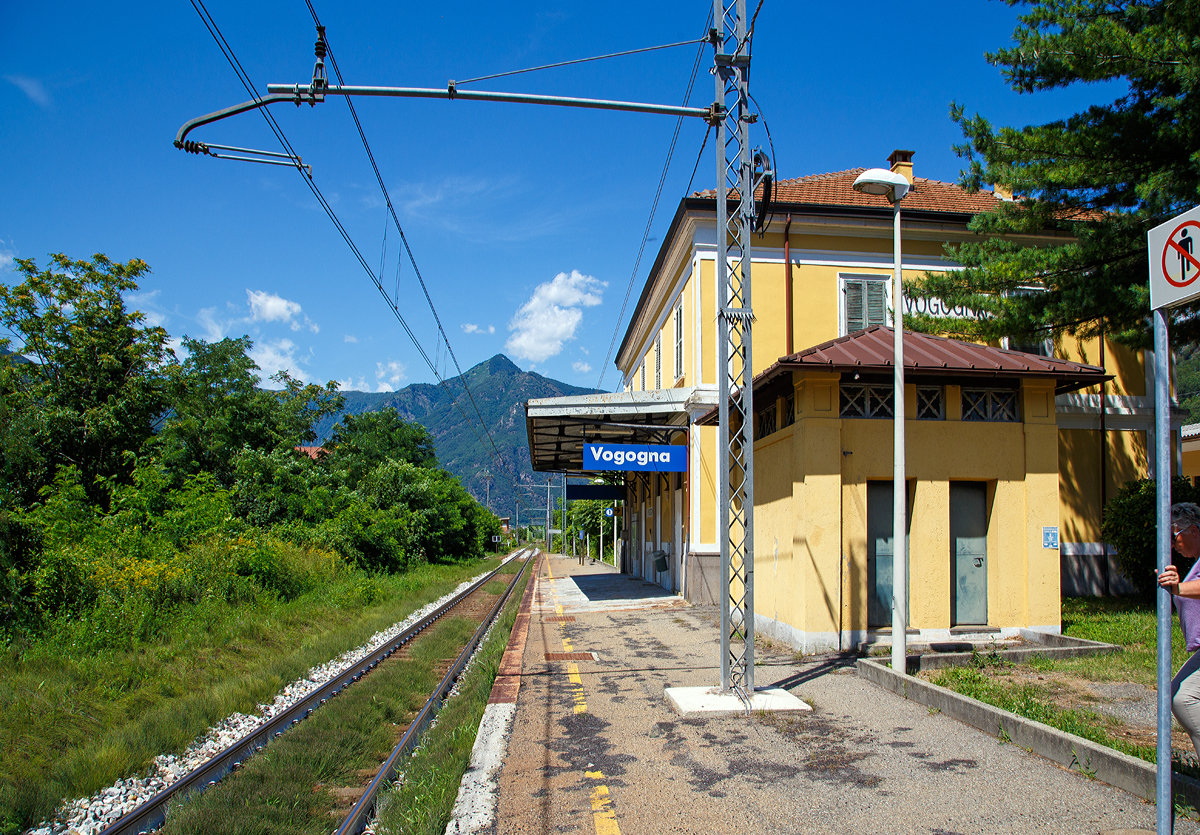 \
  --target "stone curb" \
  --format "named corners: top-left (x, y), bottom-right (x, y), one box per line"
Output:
top-left (904, 629), bottom-right (1120, 672)
top-left (857, 657), bottom-right (1200, 809)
